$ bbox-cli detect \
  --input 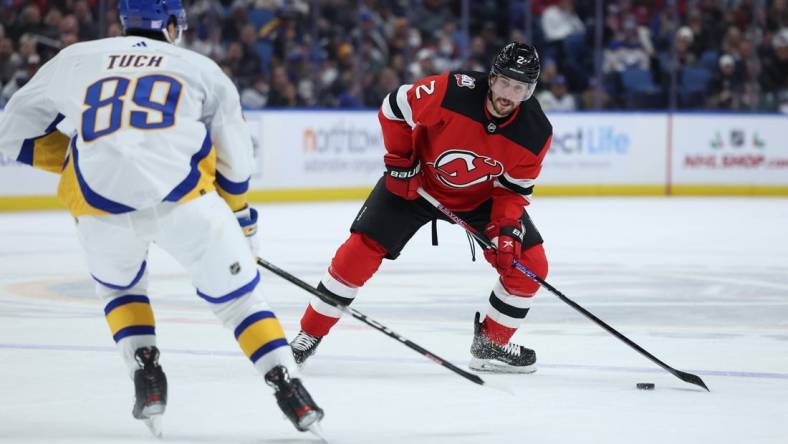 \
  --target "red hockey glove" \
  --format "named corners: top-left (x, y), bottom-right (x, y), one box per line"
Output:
top-left (483, 221), bottom-right (524, 277)
top-left (384, 153), bottom-right (422, 200)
